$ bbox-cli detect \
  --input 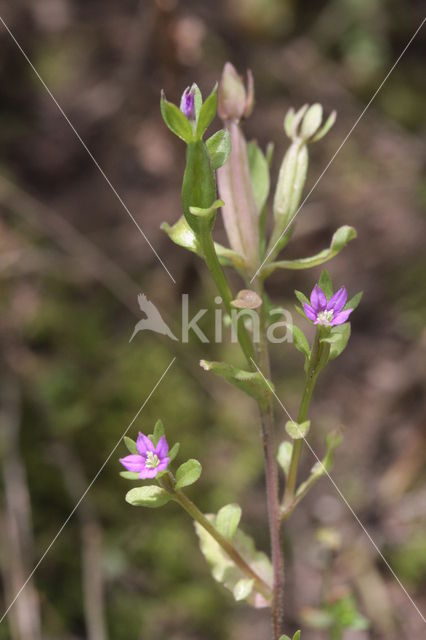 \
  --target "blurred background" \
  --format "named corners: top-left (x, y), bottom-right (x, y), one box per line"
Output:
top-left (0, 0), bottom-right (425, 638)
